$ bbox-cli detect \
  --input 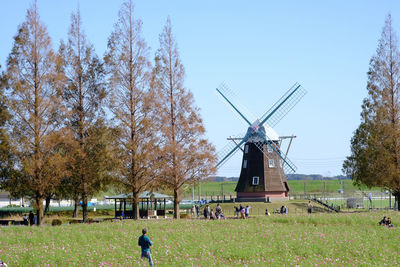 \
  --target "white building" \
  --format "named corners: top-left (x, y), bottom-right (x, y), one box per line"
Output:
top-left (0, 191), bottom-right (24, 208)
